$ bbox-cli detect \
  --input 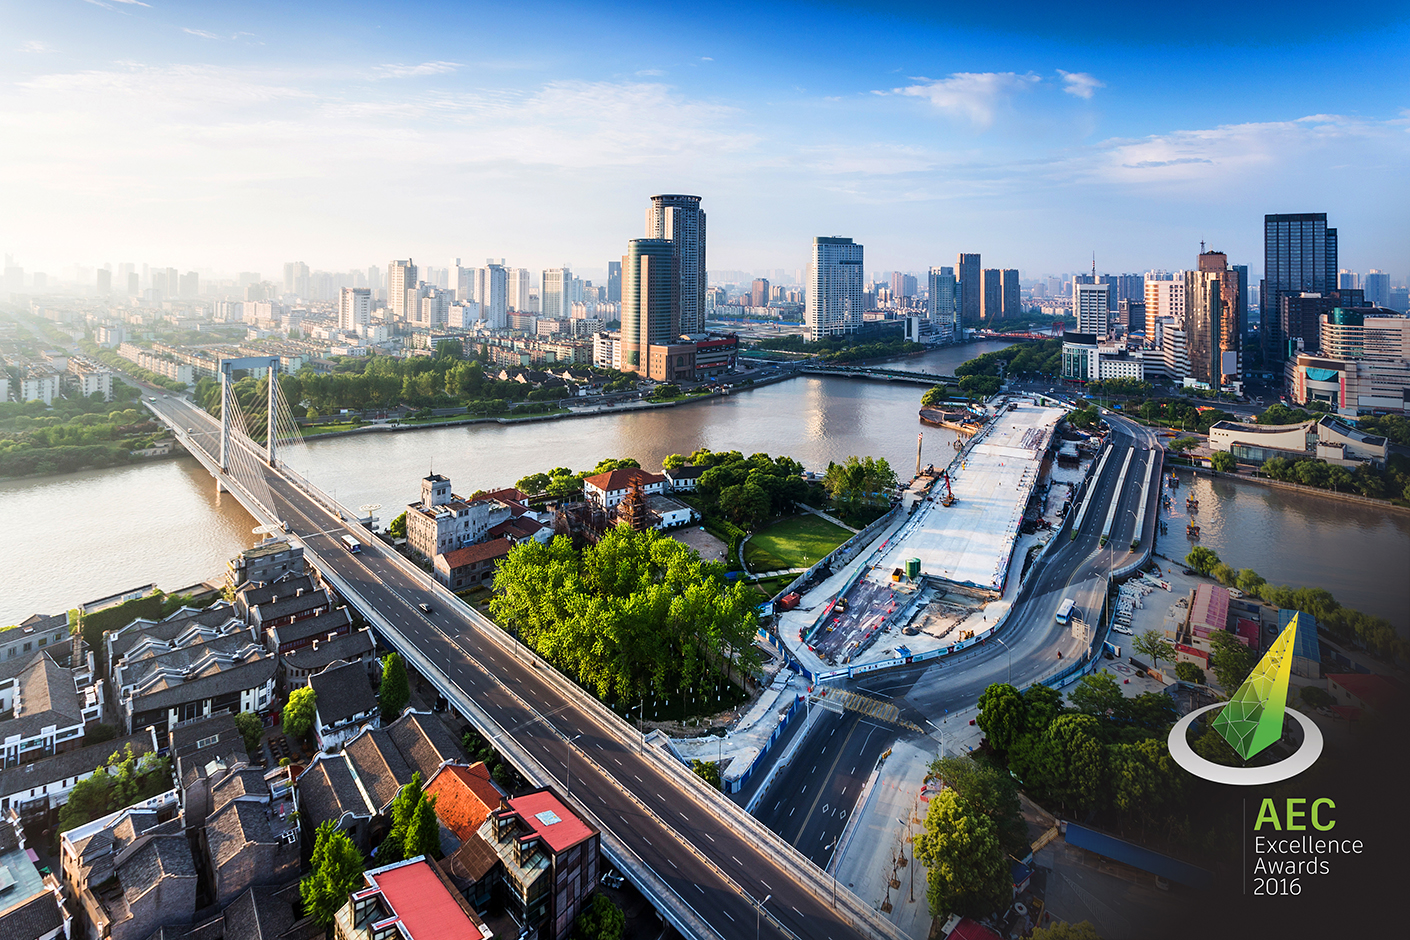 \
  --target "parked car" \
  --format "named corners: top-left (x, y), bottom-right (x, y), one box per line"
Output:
top-left (600, 870), bottom-right (625, 889)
